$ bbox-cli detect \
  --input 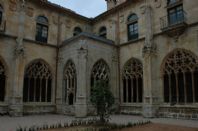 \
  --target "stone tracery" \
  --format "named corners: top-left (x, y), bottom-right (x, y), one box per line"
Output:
top-left (163, 49), bottom-right (198, 103)
top-left (23, 60), bottom-right (52, 102)
top-left (122, 58), bottom-right (143, 103)
top-left (91, 59), bottom-right (110, 87)
top-left (64, 60), bottom-right (76, 105)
